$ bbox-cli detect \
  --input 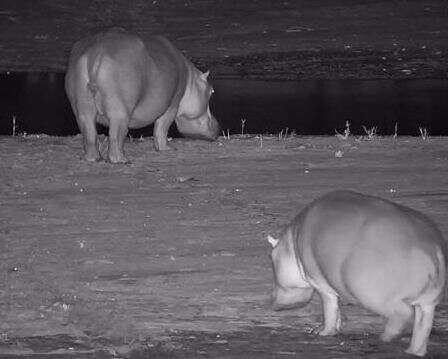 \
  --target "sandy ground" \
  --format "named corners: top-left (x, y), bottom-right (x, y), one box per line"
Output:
top-left (1, 134), bottom-right (448, 358)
